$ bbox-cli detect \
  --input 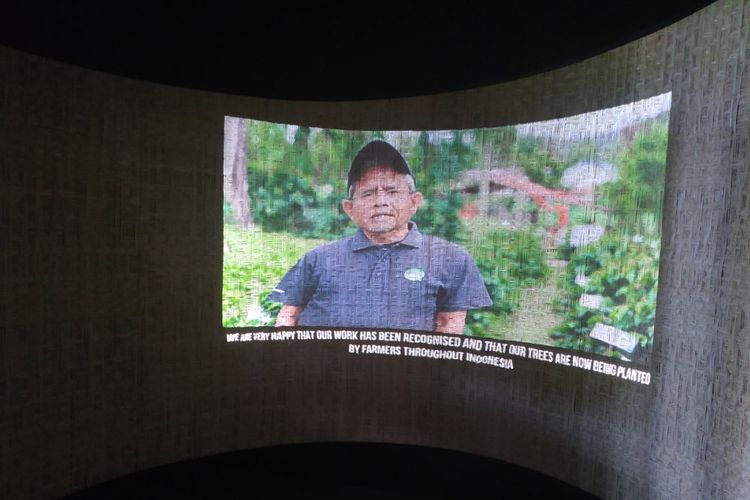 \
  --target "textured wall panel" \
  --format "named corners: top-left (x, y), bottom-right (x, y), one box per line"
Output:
top-left (0, 1), bottom-right (748, 499)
